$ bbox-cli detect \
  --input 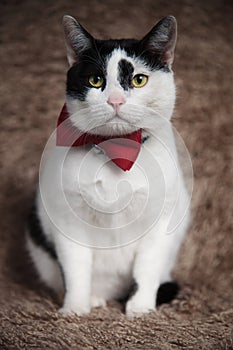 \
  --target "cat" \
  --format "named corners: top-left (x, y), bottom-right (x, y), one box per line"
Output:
top-left (26, 14), bottom-right (190, 317)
